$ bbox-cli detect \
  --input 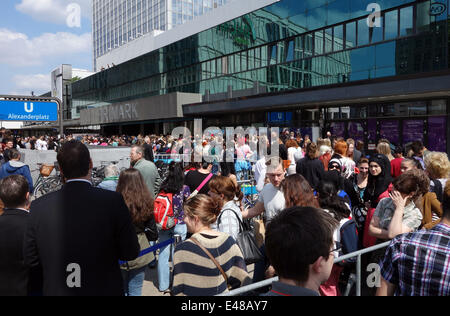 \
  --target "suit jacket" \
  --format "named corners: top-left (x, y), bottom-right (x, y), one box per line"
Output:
top-left (24, 181), bottom-right (140, 296)
top-left (0, 209), bottom-right (30, 296)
